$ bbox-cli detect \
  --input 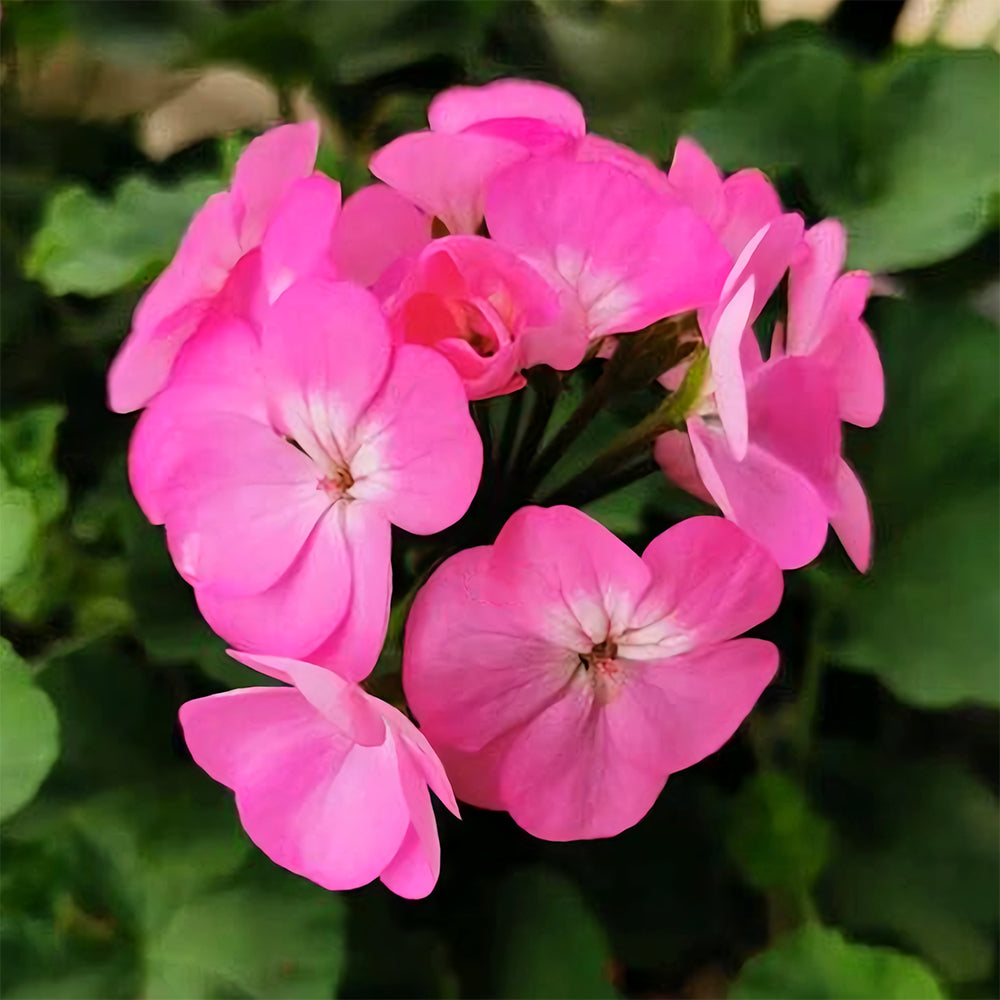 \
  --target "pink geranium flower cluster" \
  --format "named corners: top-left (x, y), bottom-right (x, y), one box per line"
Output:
top-left (112, 80), bottom-right (883, 898)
